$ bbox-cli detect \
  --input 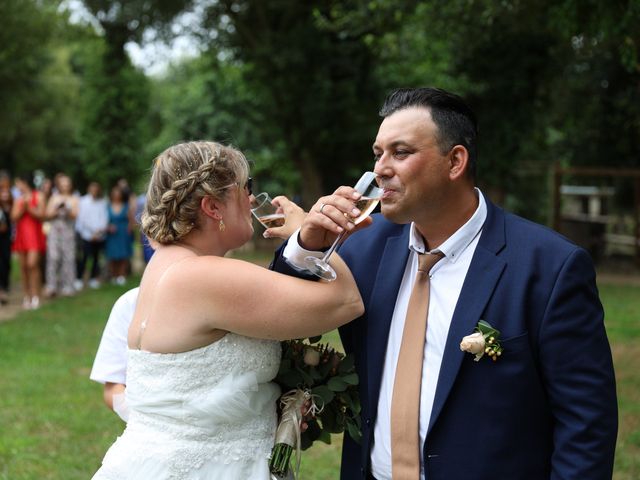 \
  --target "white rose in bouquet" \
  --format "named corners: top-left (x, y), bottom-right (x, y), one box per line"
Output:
top-left (303, 347), bottom-right (320, 367)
